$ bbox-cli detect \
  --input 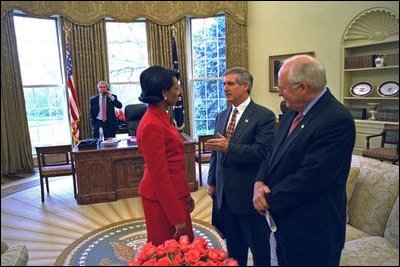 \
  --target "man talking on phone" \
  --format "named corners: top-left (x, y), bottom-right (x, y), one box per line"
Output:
top-left (89, 80), bottom-right (123, 138)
